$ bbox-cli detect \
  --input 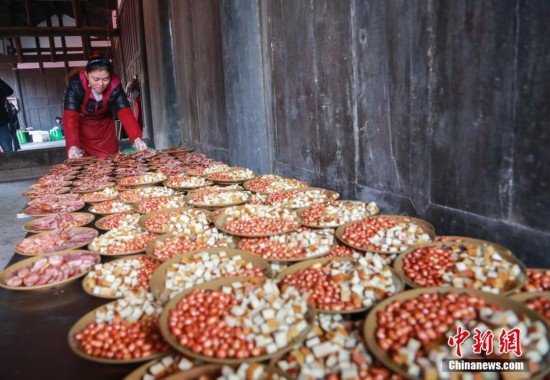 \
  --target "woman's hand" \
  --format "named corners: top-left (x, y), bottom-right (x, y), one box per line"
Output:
top-left (68, 146), bottom-right (84, 158)
top-left (133, 138), bottom-right (147, 151)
